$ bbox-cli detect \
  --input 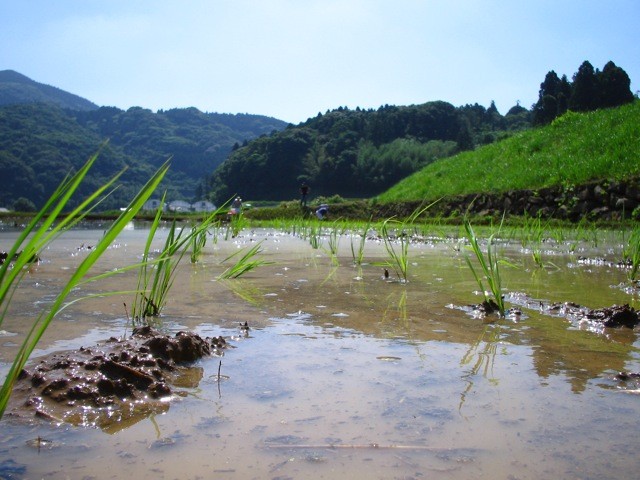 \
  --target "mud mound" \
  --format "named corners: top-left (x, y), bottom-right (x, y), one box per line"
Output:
top-left (6, 327), bottom-right (222, 432)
